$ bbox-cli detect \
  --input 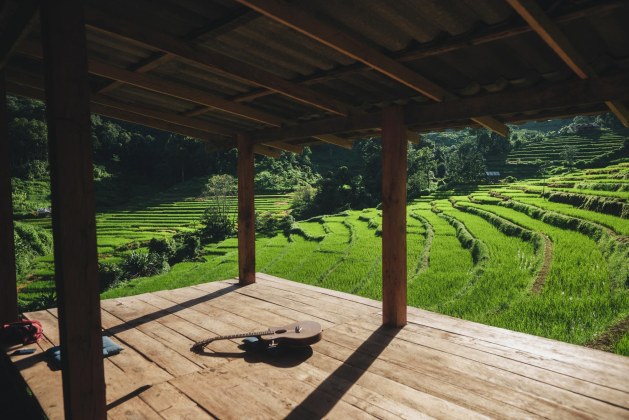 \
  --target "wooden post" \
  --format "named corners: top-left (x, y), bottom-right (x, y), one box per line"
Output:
top-left (41, 2), bottom-right (106, 419)
top-left (0, 70), bottom-right (19, 325)
top-left (237, 133), bottom-right (255, 285)
top-left (381, 106), bottom-right (407, 327)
